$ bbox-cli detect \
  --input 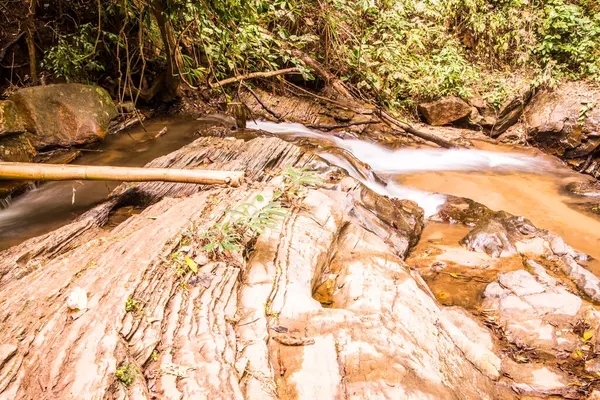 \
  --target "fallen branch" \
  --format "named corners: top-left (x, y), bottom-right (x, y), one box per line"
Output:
top-left (377, 110), bottom-right (458, 149)
top-left (306, 121), bottom-right (378, 131)
top-left (289, 49), bottom-right (355, 102)
top-left (241, 82), bottom-right (282, 120)
top-left (210, 68), bottom-right (300, 88)
top-left (0, 162), bottom-right (244, 187)
top-left (286, 48), bottom-right (459, 149)
top-left (0, 32), bottom-right (24, 62)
